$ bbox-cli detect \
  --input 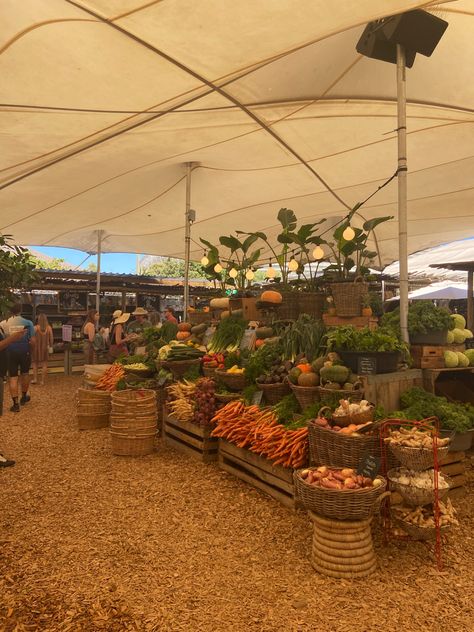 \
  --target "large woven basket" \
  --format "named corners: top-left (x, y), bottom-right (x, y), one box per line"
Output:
top-left (111, 389), bottom-right (157, 416)
top-left (289, 383), bottom-right (320, 410)
top-left (329, 278), bottom-right (368, 317)
top-left (161, 358), bottom-right (202, 380)
top-left (331, 406), bottom-right (374, 428)
top-left (215, 392), bottom-right (242, 404)
top-left (77, 388), bottom-right (111, 403)
top-left (257, 381), bottom-right (291, 405)
top-left (294, 467), bottom-right (388, 520)
top-left (110, 430), bottom-right (156, 456)
top-left (202, 365), bottom-right (217, 378)
top-left (387, 468), bottom-right (450, 506)
top-left (388, 444), bottom-right (450, 471)
top-left (215, 369), bottom-right (246, 391)
top-left (308, 421), bottom-right (380, 469)
top-left (77, 412), bottom-right (110, 430)
top-left (392, 515), bottom-right (451, 541)
top-left (297, 292), bottom-right (325, 319)
top-left (317, 386), bottom-right (364, 405)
